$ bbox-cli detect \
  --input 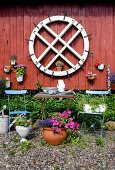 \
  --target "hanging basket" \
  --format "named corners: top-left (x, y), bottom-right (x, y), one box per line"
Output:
top-left (16, 75), bottom-right (24, 82)
top-left (87, 74), bottom-right (97, 80)
top-left (97, 64), bottom-right (105, 71)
